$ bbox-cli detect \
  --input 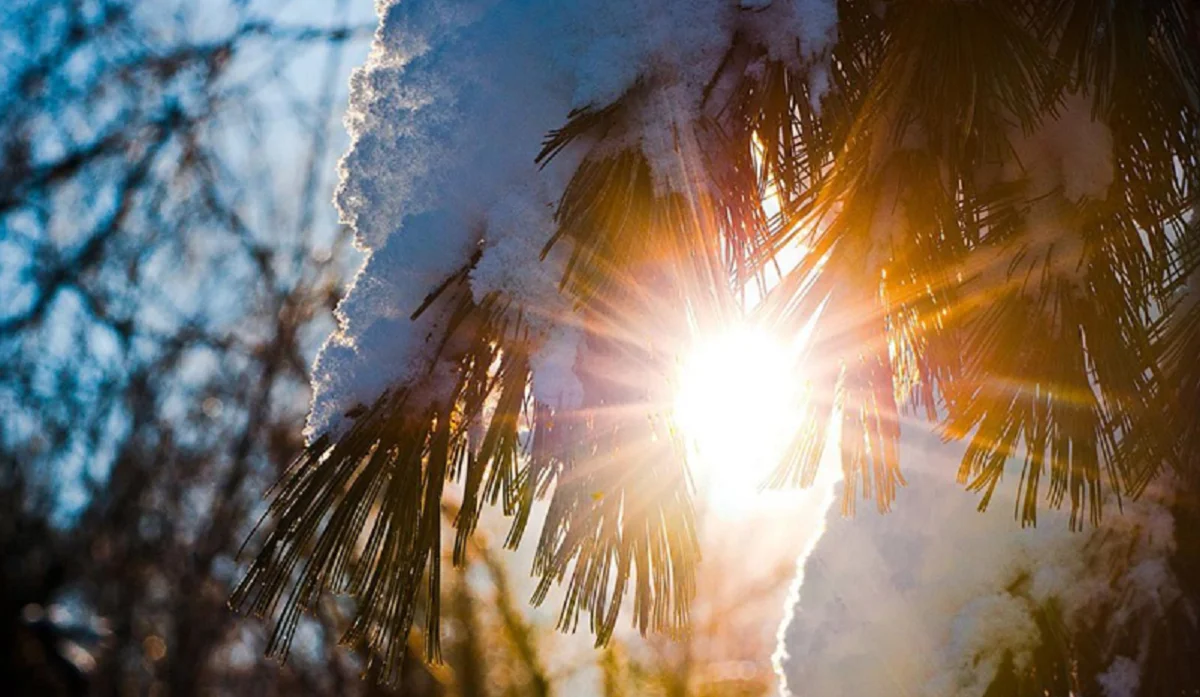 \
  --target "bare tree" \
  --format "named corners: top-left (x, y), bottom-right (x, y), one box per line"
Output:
top-left (0, 1), bottom-right (389, 694)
